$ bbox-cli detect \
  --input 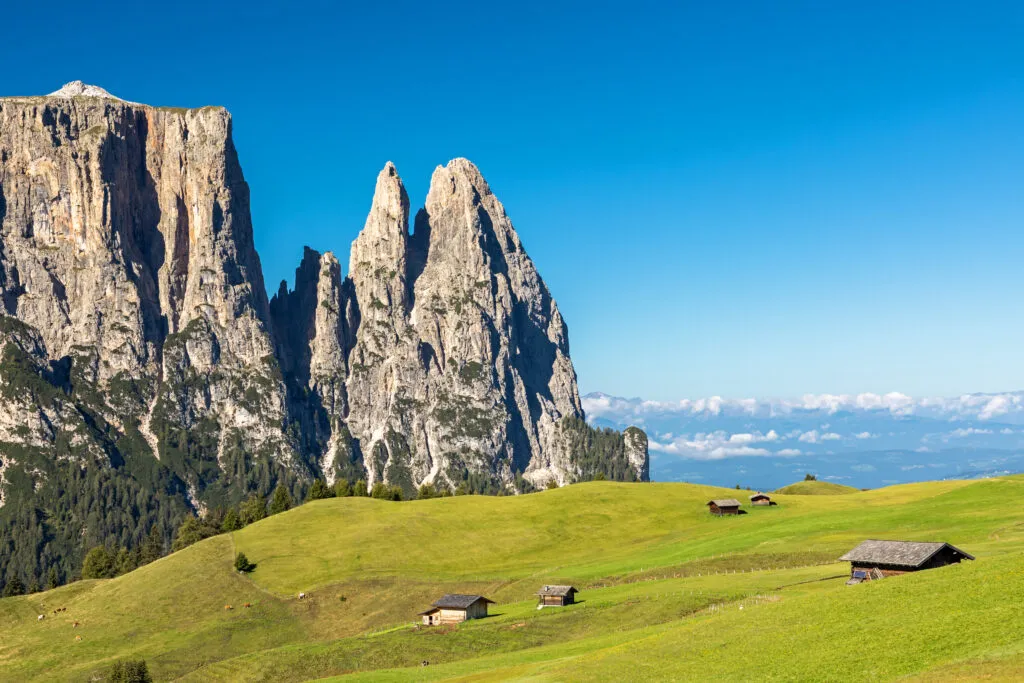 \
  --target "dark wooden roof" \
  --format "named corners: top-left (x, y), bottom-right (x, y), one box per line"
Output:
top-left (708, 499), bottom-right (742, 507)
top-left (536, 585), bottom-right (577, 597)
top-left (839, 540), bottom-right (975, 567)
top-left (430, 594), bottom-right (494, 609)
top-left (749, 492), bottom-right (771, 500)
